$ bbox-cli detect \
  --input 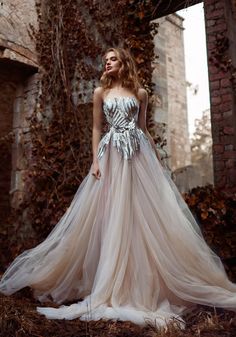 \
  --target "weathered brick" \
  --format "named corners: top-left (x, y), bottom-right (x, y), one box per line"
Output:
top-left (210, 80), bottom-right (220, 90)
top-left (220, 87), bottom-right (232, 95)
top-left (211, 96), bottom-right (222, 105)
top-left (223, 126), bottom-right (234, 134)
top-left (220, 135), bottom-right (234, 144)
top-left (228, 172), bottom-right (236, 184)
top-left (213, 144), bottom-right (224, 153)
top-left (207, 22), bottom-right (227, 33)
top-left (225, 159), bottom-right (235, 169)
top-left (214, 173), bottom-right (223, 183)
top-left (209, 65), bottom-right (219, 74)
top-left (207, 42), bottom-right (216, 50)
top-left (215, 175), bottom-right (226, 187)
top-left (222, 151), bottom-right (236, 159)
top-left (206, 8), bottom-right (225, 20)
top-left (220, 78), bottom-right (230, 88)
top-left (212, 113), bottom-right (222, 121)
top-left (222, 94), bottom-right (232, 103)
top-left (208, 35), bottom-right (217, 42)
top-left (214, 160), bottom-right (225, 171)
top-left (215, 18), bottom-right (226, 25)
top-left (220, 101), bottom-right (232, 112)
top-left (215, 2), bottom-right (224, 10)
top-left (205, 4), bottom-right (216, 16)
top-left (225, 144), bottom-right (234, 151)
top-left (211, 105), bottom-right (221, 113)
top-left (211, 90), bottom-right (220, 97)
top-left (206, 19), bottom-right (216, 27)
top-left (209, 71), bottom-right (228, 81)
top-left (222, 110), bottom-right (232, 118)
